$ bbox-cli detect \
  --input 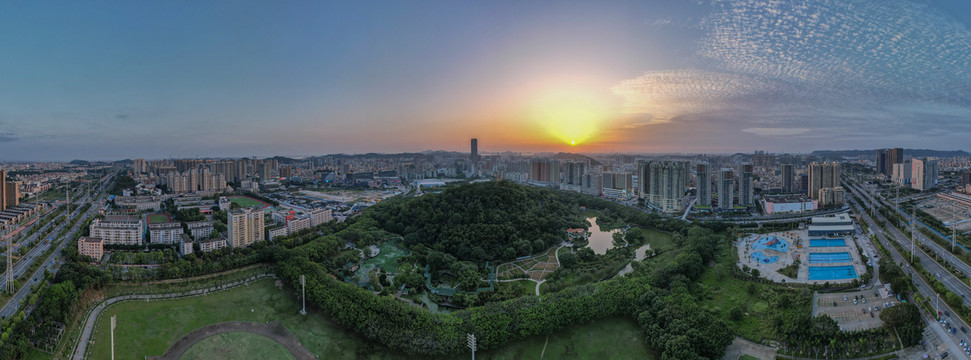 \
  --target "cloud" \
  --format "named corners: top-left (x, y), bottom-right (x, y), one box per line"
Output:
top-left (651, 18), bottom-right (672, 27)
top-left (742, 127), bottom-right (810, 136)
top-left (0, 132), bottom-right (18, 142)
top-left (611, 69), bottom-right (779, 121)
